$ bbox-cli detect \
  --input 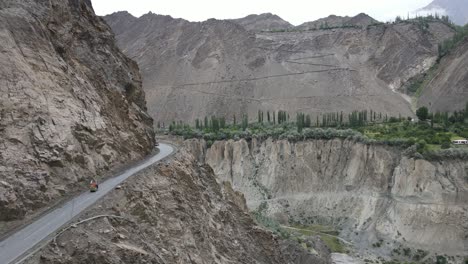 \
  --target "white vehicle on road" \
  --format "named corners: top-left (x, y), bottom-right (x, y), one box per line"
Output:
top-left (452, 139), bottom-right (468, 145)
